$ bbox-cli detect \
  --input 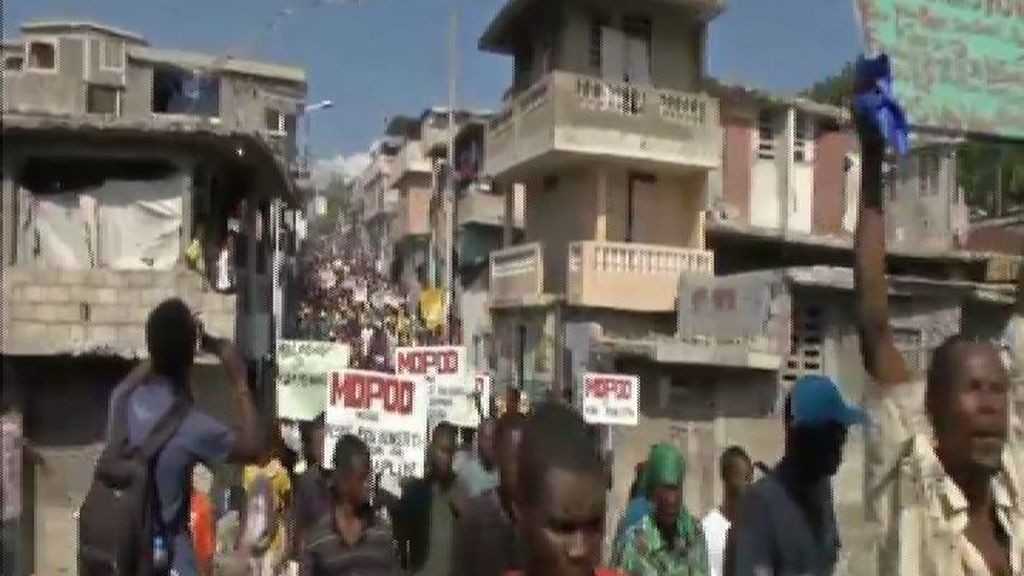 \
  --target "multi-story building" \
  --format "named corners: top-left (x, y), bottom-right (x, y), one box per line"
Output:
top-left (482, 0), bottom-right (724, 400)
top-left (357, 137), bottom-right (401, 273)
top-left (0, 20), bottom-right (306, 575)
top-left (425, 113), bottom-right (525, 371)
top-left (477, 2), bottom-right (1018, 570)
